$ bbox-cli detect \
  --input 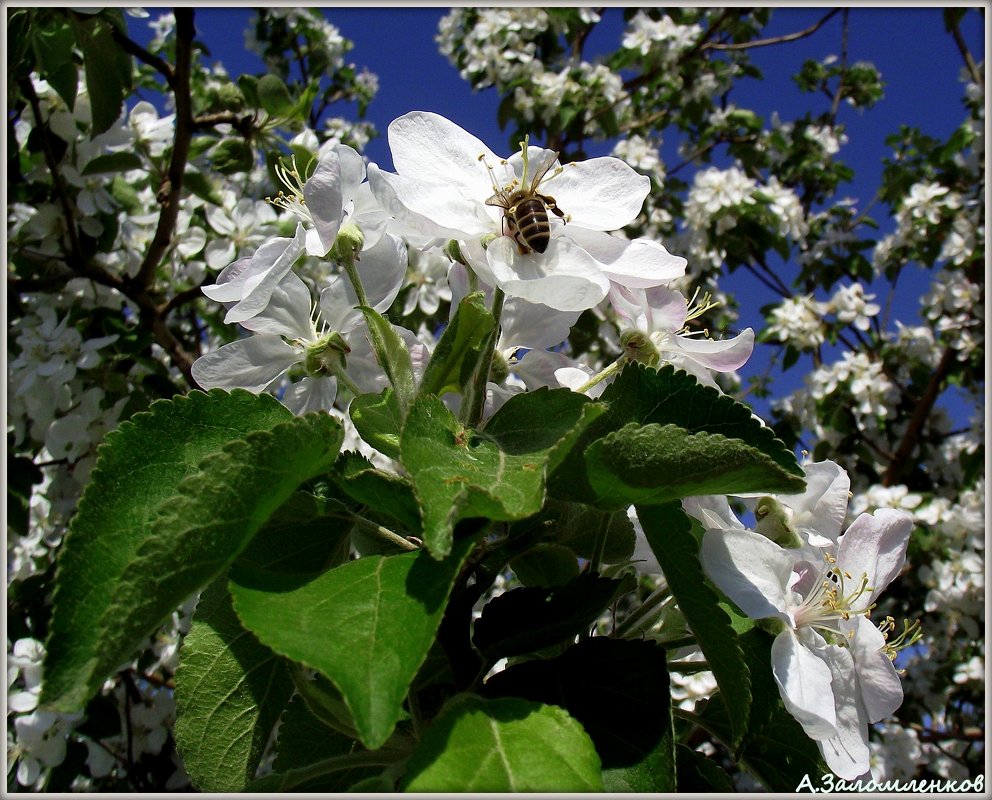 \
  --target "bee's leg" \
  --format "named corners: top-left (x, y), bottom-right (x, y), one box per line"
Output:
top-left (541, 194), bottom-right (568, 223)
